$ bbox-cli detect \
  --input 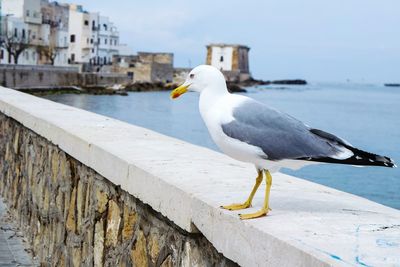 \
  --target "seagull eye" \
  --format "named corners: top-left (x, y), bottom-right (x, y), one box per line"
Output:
top-left (190, 74), bottom-right (195, 79)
